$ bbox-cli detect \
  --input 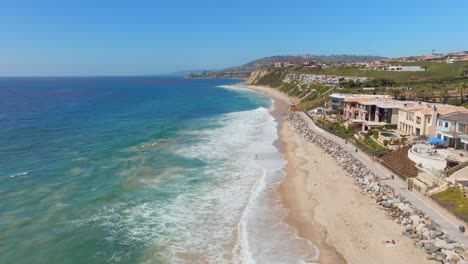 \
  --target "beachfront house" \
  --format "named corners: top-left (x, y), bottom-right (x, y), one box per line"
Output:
top-left (436, 112), bottom-right (468, 151)
top-left (330, 93), bottom-right (390, 110)
top-left (398, 104), bottom-right (467, 137)
top-left (342, 96), bottom-right (408, 131)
